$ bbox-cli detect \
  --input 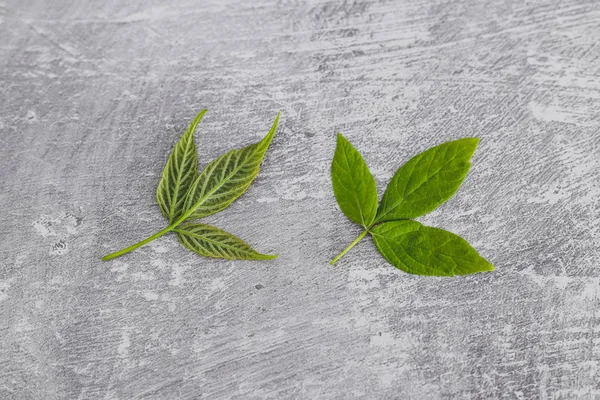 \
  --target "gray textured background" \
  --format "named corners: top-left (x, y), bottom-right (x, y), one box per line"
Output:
top-left (1, 0), bottom-right (600, 399)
